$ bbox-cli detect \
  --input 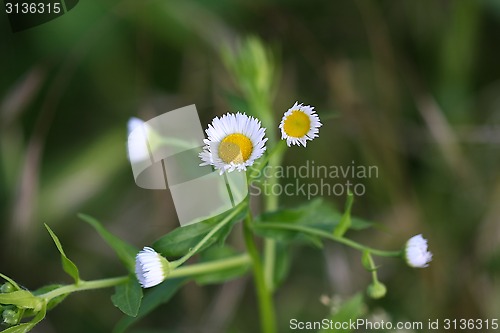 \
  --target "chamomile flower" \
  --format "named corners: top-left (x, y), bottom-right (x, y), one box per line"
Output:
top-left (279, 101), bottom-right (322, 147)
top-left (135, 247), bottom-right (171, 288)
top-left (405, 234), bottom-right (433, 268)
top-left (199, 112), bottom-right (267, 174)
